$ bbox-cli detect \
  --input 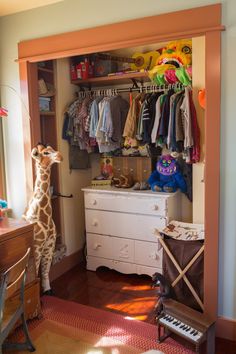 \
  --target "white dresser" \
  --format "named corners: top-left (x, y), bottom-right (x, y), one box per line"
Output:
top-left (82, 186), bottom-right (180, 277)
